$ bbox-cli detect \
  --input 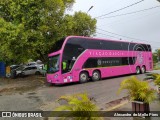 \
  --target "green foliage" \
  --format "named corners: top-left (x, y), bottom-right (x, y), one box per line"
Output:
top-left (153, 49), bottom-right (160, 65)
top-left (118, 76), bottom-right (156, 103)
top-left (0, 0), bottom-right (97, 63)
top-left (153, 52), bottom-right (158, 64)
top-left (55, 93), bottom-right (103, 120)
top-left (149, 73), bottom-right (160, 86)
